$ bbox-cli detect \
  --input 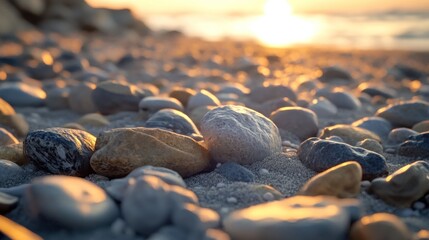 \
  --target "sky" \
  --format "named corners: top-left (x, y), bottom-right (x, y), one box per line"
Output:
top-left (87, 0), bottom-right (429, 15)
